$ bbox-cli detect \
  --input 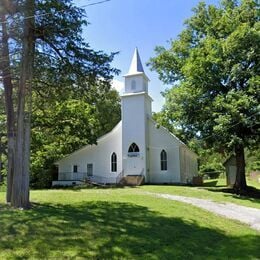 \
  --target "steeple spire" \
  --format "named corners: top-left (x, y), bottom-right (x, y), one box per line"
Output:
top-left (128, 47), bottom-right (144, 75)
top-left (123, 47), bottom-right (150, 94)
